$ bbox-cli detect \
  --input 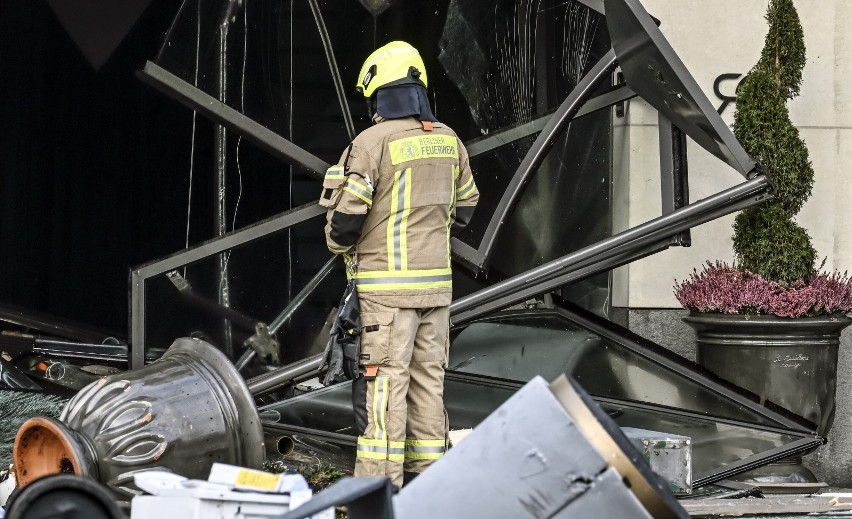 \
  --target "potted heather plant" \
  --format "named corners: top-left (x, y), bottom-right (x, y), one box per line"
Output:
top-left (674, 0), bottom-right (852, 440)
